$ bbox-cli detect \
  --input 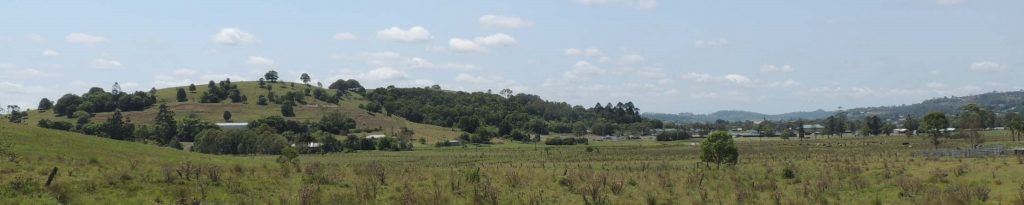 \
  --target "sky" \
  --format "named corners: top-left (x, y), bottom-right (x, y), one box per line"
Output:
top-left (1, 0), bottom-right (1022, 114)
